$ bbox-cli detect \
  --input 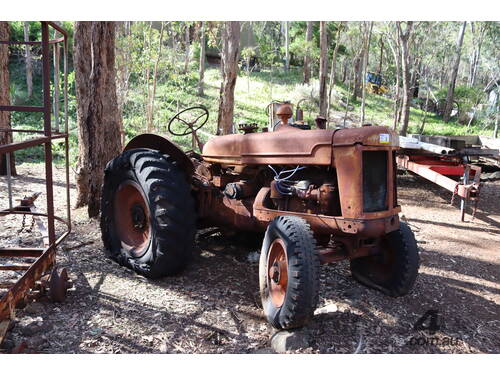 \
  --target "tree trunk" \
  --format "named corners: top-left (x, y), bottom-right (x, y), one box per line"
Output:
top-left (419, 73), bottom-right (431, 134)
top-left (319, 21), bottom-right (328, 118)
top-left (439, 55), bottom-right (447, 89)
top-left (352, 54), bottom-right (362, 101)
top-left (341, 58), bottom-right (348, 83)
top-left (378, 36), bottom-right (384, 73)
top-left (0, 21), bottom-right (16, 176)
top-left (386, 29), bottom-right (401, 130)
top-left (115, 21), bottom-right (131, 147)
top-left (360, 22), bottom-right (373, 126)
top-left (396, 21), bottom-right (413, 136)
top-left (217, 21), bottom-right (240, 135)
top-left (23, 22), bottom-right (33, 99)
top-left (74, 22), bottom-right (123, 218)
top-left (284, 21), bottom-right (290, 71)
top-left (147, 21), bottom-right (165, 132)
top-left (183, 23), bottom-right (190, 73)
top-left (468, 22), bottom-right (485, 88)
top-left (303, 21), bottom-right (313, 84)
top-left (409, 57), bottom-right (421, 99)
top-left (443, 21), bottom-right (467, 122)
top-left (198, 21), bottom-right (206, 96)
top-left (143, 22), bottom-right (153, 128)
top-left (327, 23), bottom-right (344, 124)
